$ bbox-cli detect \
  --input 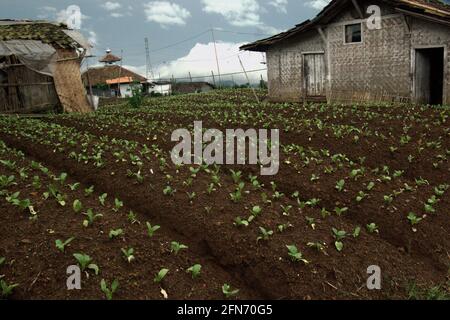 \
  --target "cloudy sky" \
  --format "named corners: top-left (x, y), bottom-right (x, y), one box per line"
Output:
top-left (3, 0), bottom-right (332, 82)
